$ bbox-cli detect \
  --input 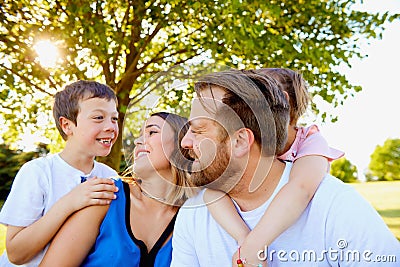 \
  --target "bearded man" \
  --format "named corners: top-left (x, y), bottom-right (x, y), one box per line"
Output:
top-left (171, 69), bottom-right (400, 267)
